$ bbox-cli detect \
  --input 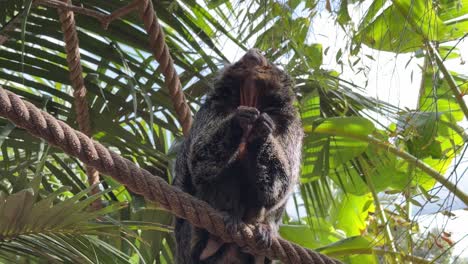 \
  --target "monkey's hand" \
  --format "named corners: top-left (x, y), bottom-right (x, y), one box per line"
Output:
top-left (248, 112), bottom-right (275, 142)
top-left (240, 222), bottom-right (276, 255)
top-left (254, 222), bottom-right (276, 250)
top-left (235, 106), bottom-right (260, 132)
